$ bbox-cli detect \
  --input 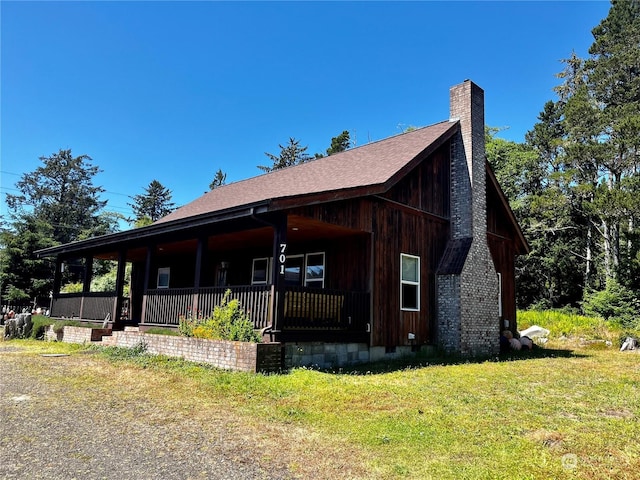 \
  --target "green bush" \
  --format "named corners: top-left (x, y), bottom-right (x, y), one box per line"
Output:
top-left (30, 316), bottom-right (54, 339)
top-left (178, 290), bottom-right (261, 343)
top-left (582, 280), bottom-right (640, 329)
